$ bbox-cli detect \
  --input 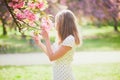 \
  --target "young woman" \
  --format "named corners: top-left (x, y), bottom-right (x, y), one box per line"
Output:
top-left (33, 9), bottom-right (80, 80)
